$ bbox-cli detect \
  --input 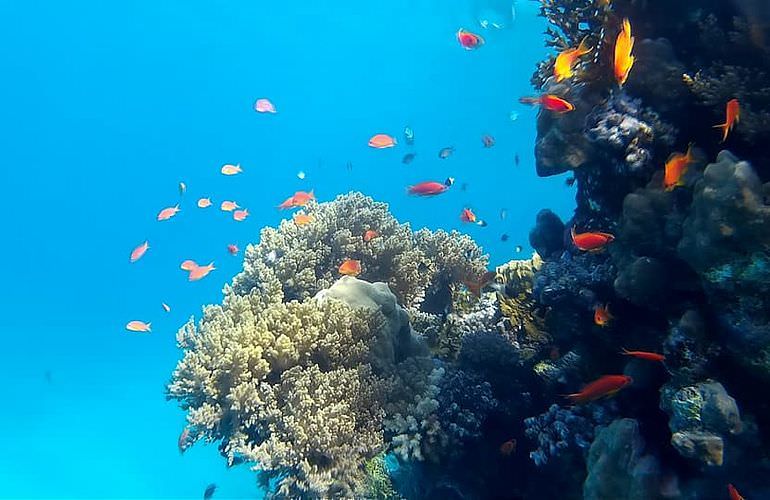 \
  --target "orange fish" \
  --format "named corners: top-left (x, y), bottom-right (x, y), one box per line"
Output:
top-left (519, 95), bottom-right (575, 113)
top-left (233, 209), bottom-right (249, 221)
top-left (180, 259), bottom-right (198, 271)
top-left (363, 230), bottom-right (378, 242)
top-left (714, 99), bottom-right (740, 142)
top-left (227, 244), bottom-right (239, 255)
top-left (157, 204), bottom-right (180, 221)
top-left (614, 18), bottom-right (635, 86)
top-left (161, 302), bottom-right (171, 313)
top-left (460, 208), bottom-right (487, 227)
top-left (220, 163), bottom-right (242, 175)
top-left (594, 303), bottom-right (613, 327)
top-left (457, 28), bottom-right (484, 50)
top-left (278, 190), bottom-right (315, 209)
top-left (368, 134), bottom-right (397, 149)
top-left (338, 259), bottom-right (362, 276)
top-left (463, 271), bottom-right (497, 298)
top-left (126, 320), bottom-right (151, 333)
top-left (220, 200), bottom-right (239, 211)
top-left (571, 227), bottom-right (615, 252)
top-left (293, 213), bottom-right (314, 226)
top-left (197, 197), bottom-right (212, 208)
top-left (554, 37), bottom-right (592, 82)
top-left (565, 375), bottom-right (633, 404)
top-left (663, 144), bottom-right (694, 191)
top-left (621, 348), bottom-right (665, 362)
top-left (728, 484), bottom-right (745, 500)
top-left (130, 241), bottom-right (149, 263)
top-left (499, 439), bottom-right (517, 456)
top-left (188, 262), bottom-right (215, 281)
